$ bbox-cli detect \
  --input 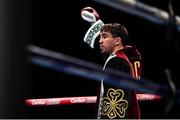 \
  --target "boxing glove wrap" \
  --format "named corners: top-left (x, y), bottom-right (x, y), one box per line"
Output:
top-left (83, 19), bottom-right (104, 48)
